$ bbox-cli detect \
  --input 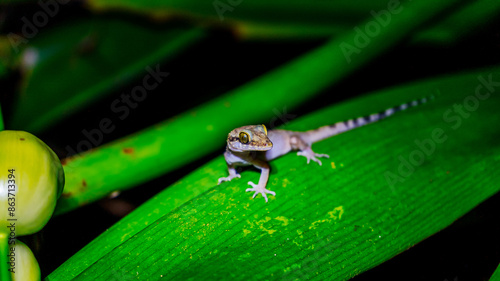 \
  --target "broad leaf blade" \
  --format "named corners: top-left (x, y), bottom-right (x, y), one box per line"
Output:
top-left (47, 67), bottom-right (500, 280)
